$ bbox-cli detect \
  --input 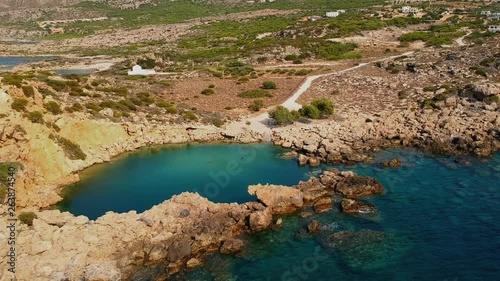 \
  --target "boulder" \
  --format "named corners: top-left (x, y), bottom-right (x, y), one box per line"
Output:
top-left (220, 238), bottom-right (244, 254)
top-left (298, 154), bottom-right (308, 166)
top-left (340, 199), bottom-right (376, 214)
top-left (249, 208), bottom-right (272, 232)
top-left (186, 258), bottom-right (202, 269)
top-left (335, 176), bottom-right (384, 198)
top-left (313, 197), bottom-right (332, 213)
top-left (248, 184), bottom-right (303, 214)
